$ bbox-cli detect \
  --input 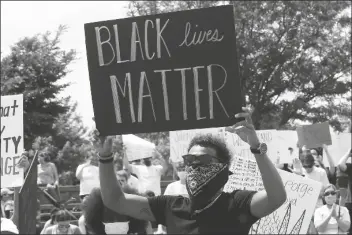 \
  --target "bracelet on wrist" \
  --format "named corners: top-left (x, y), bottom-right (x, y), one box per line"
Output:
top-left (98, 153), bottom-right (114, 164)
top-left (99, 157), bottom-right (114, 164)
